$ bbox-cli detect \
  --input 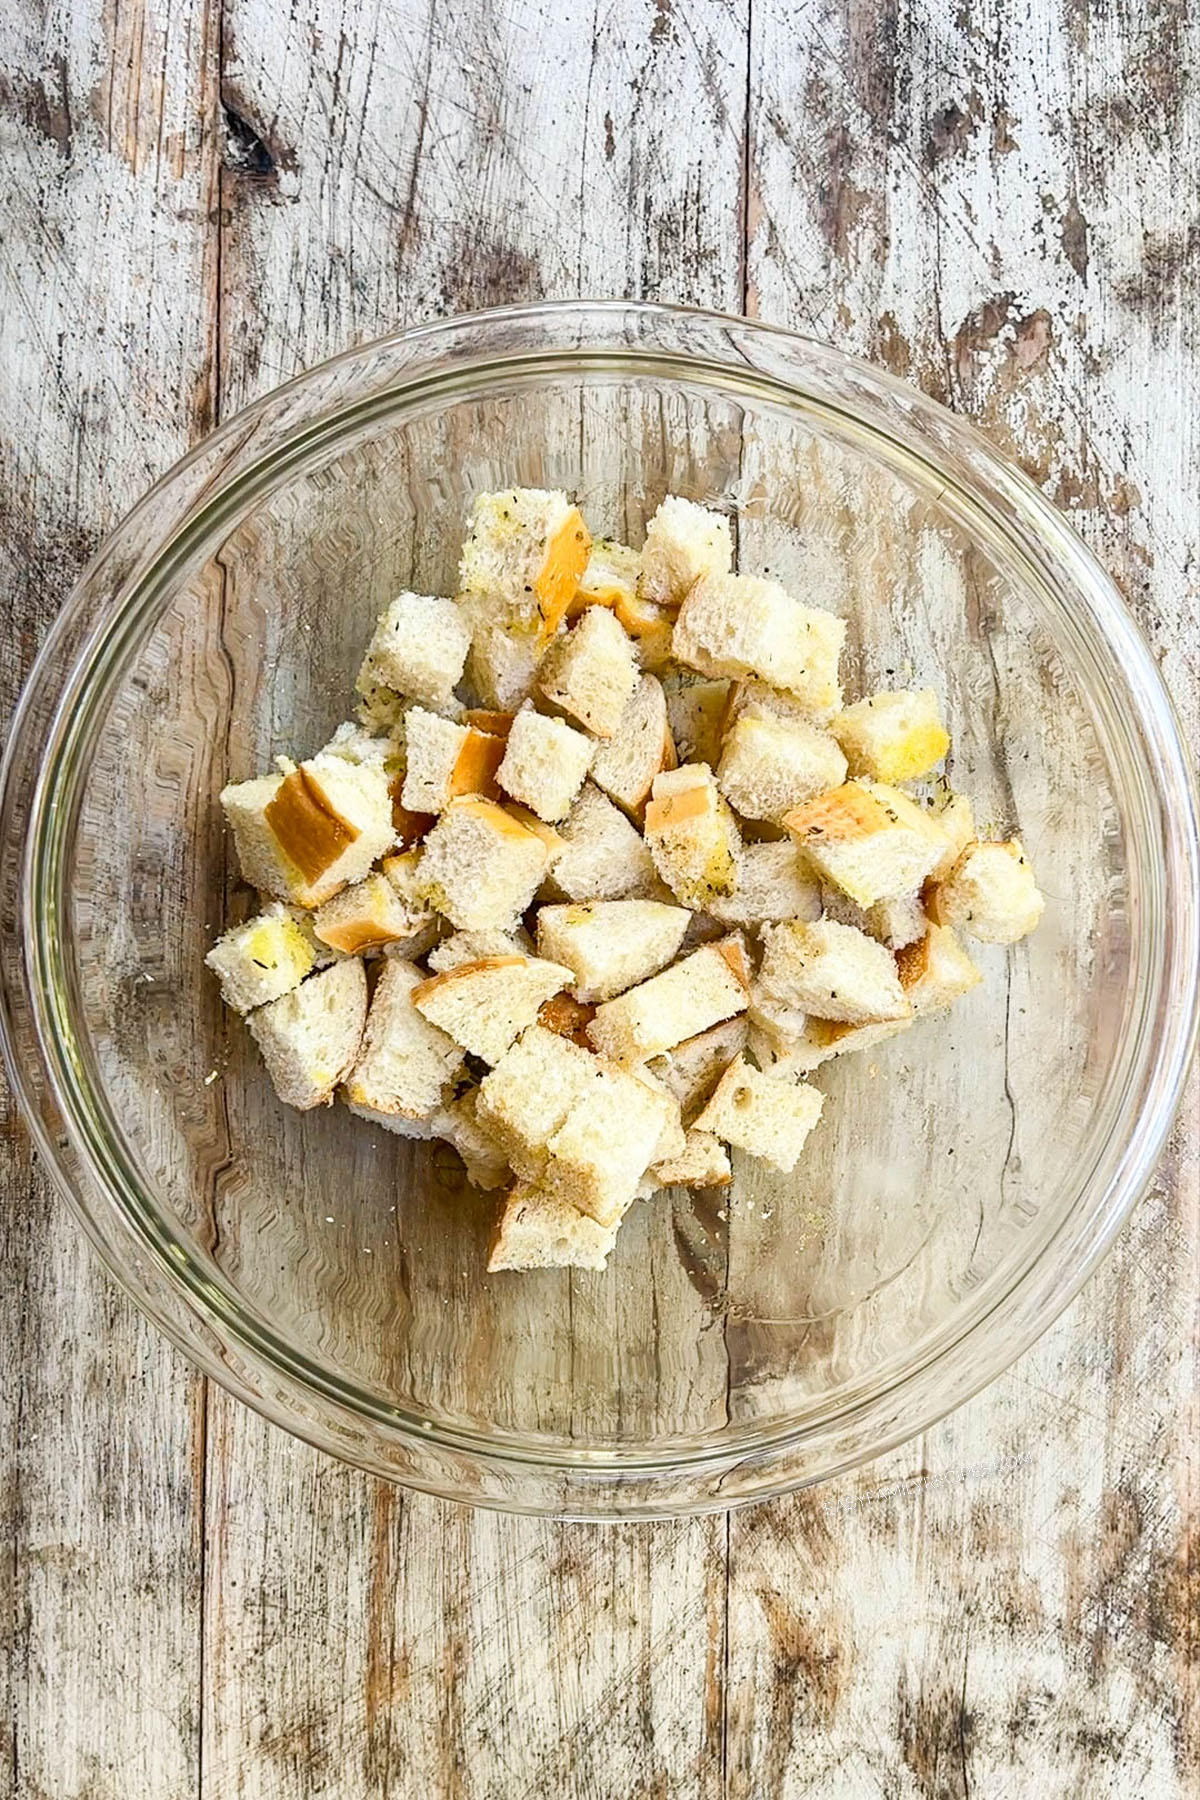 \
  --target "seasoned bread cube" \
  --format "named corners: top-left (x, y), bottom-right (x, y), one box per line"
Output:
top-left (784, 780), bottom-right (949, 908)
top-left (343, 958), bottom-right (464, 1126)
top-left (418, 797), bottom-right (553, 930)
top-left (542, 1064), bottom-right (680, 1226)
top-left (589, 675), bottom-right (674, 817)
top-left (488, 1182), bottom-right (620, 1273)
top-left (400, 707), bottom-right (506, 814)
top-left (650, 1129), bottom-right (731, 1189)
top-left (546, 783), bottom-right (663, 902)
top-left (462, 707), bottom-right (516, 739)
top-left (458, 488), bottom-right (591, 639)
top-left (673, 573), bottom-right (845, 714)
top-left (897, 922), bottom-right (984, 1012)
top-left (222, 753), bottom-right (394, 908)
top-left (758, 1012), bottom-right (913, 1078)
top-left (536, 990), bottom-right (597, 1046)
top-left (613, 590), bottom-right (675, 672)
top-left (248, 958), bottom-right (368, 1111)
top-left (929, 791), bottom-right (976, 882)
top-left (757, 917), bottom-right (910, 1026)
top-left (587, 937), bottom-right (750, 1065)
top-left (427, 927), bottom-right (534, 973)
top-left (495, 703), bottom-right (594, 821)
top-left (708, 841), bottom-right (822, 928)
top-left (206, 903), bottom-right (317, 1014)
top-left (930, 839), bottom-right (1045, 944)
top-left (723, 677), bottom-right (819, 729)
top-left (570, 538), bottom-right (640, 612)
top-left (638, 496), bottom-right (732, 608)
top-left (537, 606), bottom-right (639, 739)
top-left (320, 720), bottom-right (396, 773)
top-left (356, 592), bottom-right (471, 708)
top-left (644, 764), bottom-right (741, 908)
top-left (693, 1055), bottom-right (824, 1174)
top-left (476, 1024), bottom-right (602, 1180)
top-left (717, 711), bottom-right (848, 822)
top-left (312, 871), bottom-right (428, 957)
top-left (645, 1016), bottom-right (749, 1122)
top-left (831, 688), bottom-right (950, 784)
top-left (664, 676), bottom-right (730, 769)
top-left (411, 955), bottom-right (573, 1065)
top-left (819, 883), bottom-right (928, 952)
top-left (463, 615), bottom-right (545, 711)
top-left (536, 899), bottom-right (691, 1002)
top-left (433, 1090), bottom-right (510, 1190)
